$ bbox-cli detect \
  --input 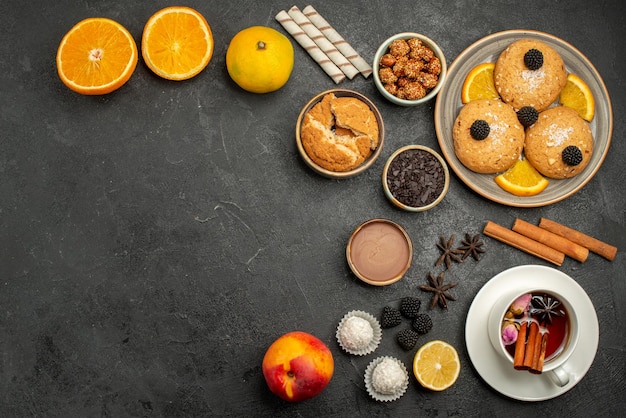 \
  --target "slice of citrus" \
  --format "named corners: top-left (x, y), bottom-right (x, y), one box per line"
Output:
top-left (494, 157), bottom-right (549, 197)
top-left (142, 6), bottom-right (214, 80)
top-left (559, 73), bottom-right (595, 121)
top-left (461, 62), bottom-right (498, 103)
top-left (56, 18), bottom-right (138, 95)
top-left (413, 340), bottom-right (460, 391)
